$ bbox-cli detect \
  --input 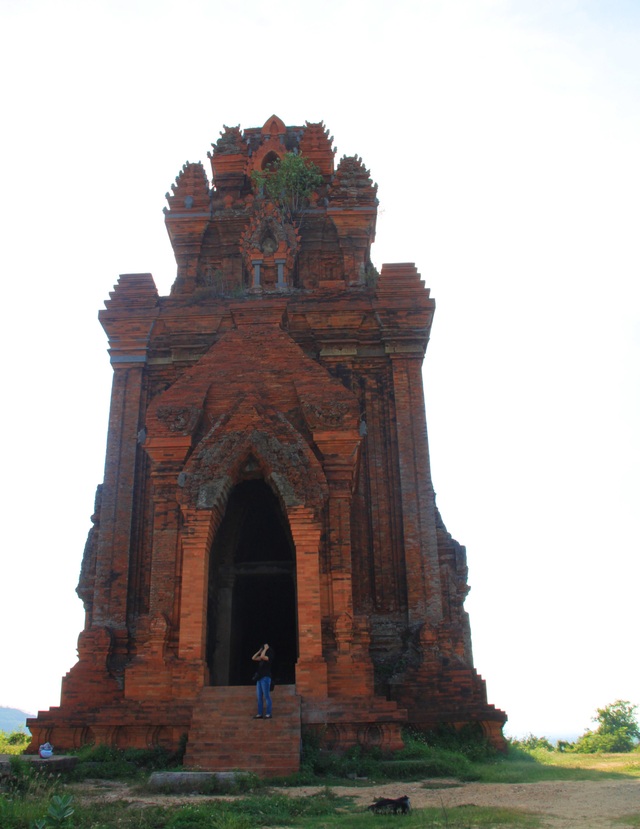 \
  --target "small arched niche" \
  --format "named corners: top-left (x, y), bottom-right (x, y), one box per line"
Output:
top-left (260, 233), bottom-right (278, 255)
top-left (261, 151), bottom-right (280, 171)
